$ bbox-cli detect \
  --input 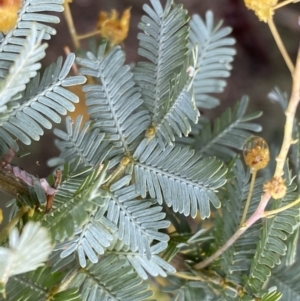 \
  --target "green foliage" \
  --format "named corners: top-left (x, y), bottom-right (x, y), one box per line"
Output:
top-left (133, 137), bottom-right (227, 219)
top-left (0, 0), bottom-right (300, 301)
top-left (246, 167), bottom-right (300, 293)
top-left (215, 159), bottom-right (264, 287)
top-left (190, 97), bottom-right (262, 161)
top-left (77, 45), bottom-right (150, 157)
top-left (0, 266), bottom-right (81, 301)
top-left (189, 11), bottom-right (236, 109)
top-left (268, 259), bottom-right (300, 300)
top-left (70, 254), bottom-right (154, 301)
top-left (53, 115), bottom-right (112, 167)
top-left (165, 276), bottom-right (215, 301)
